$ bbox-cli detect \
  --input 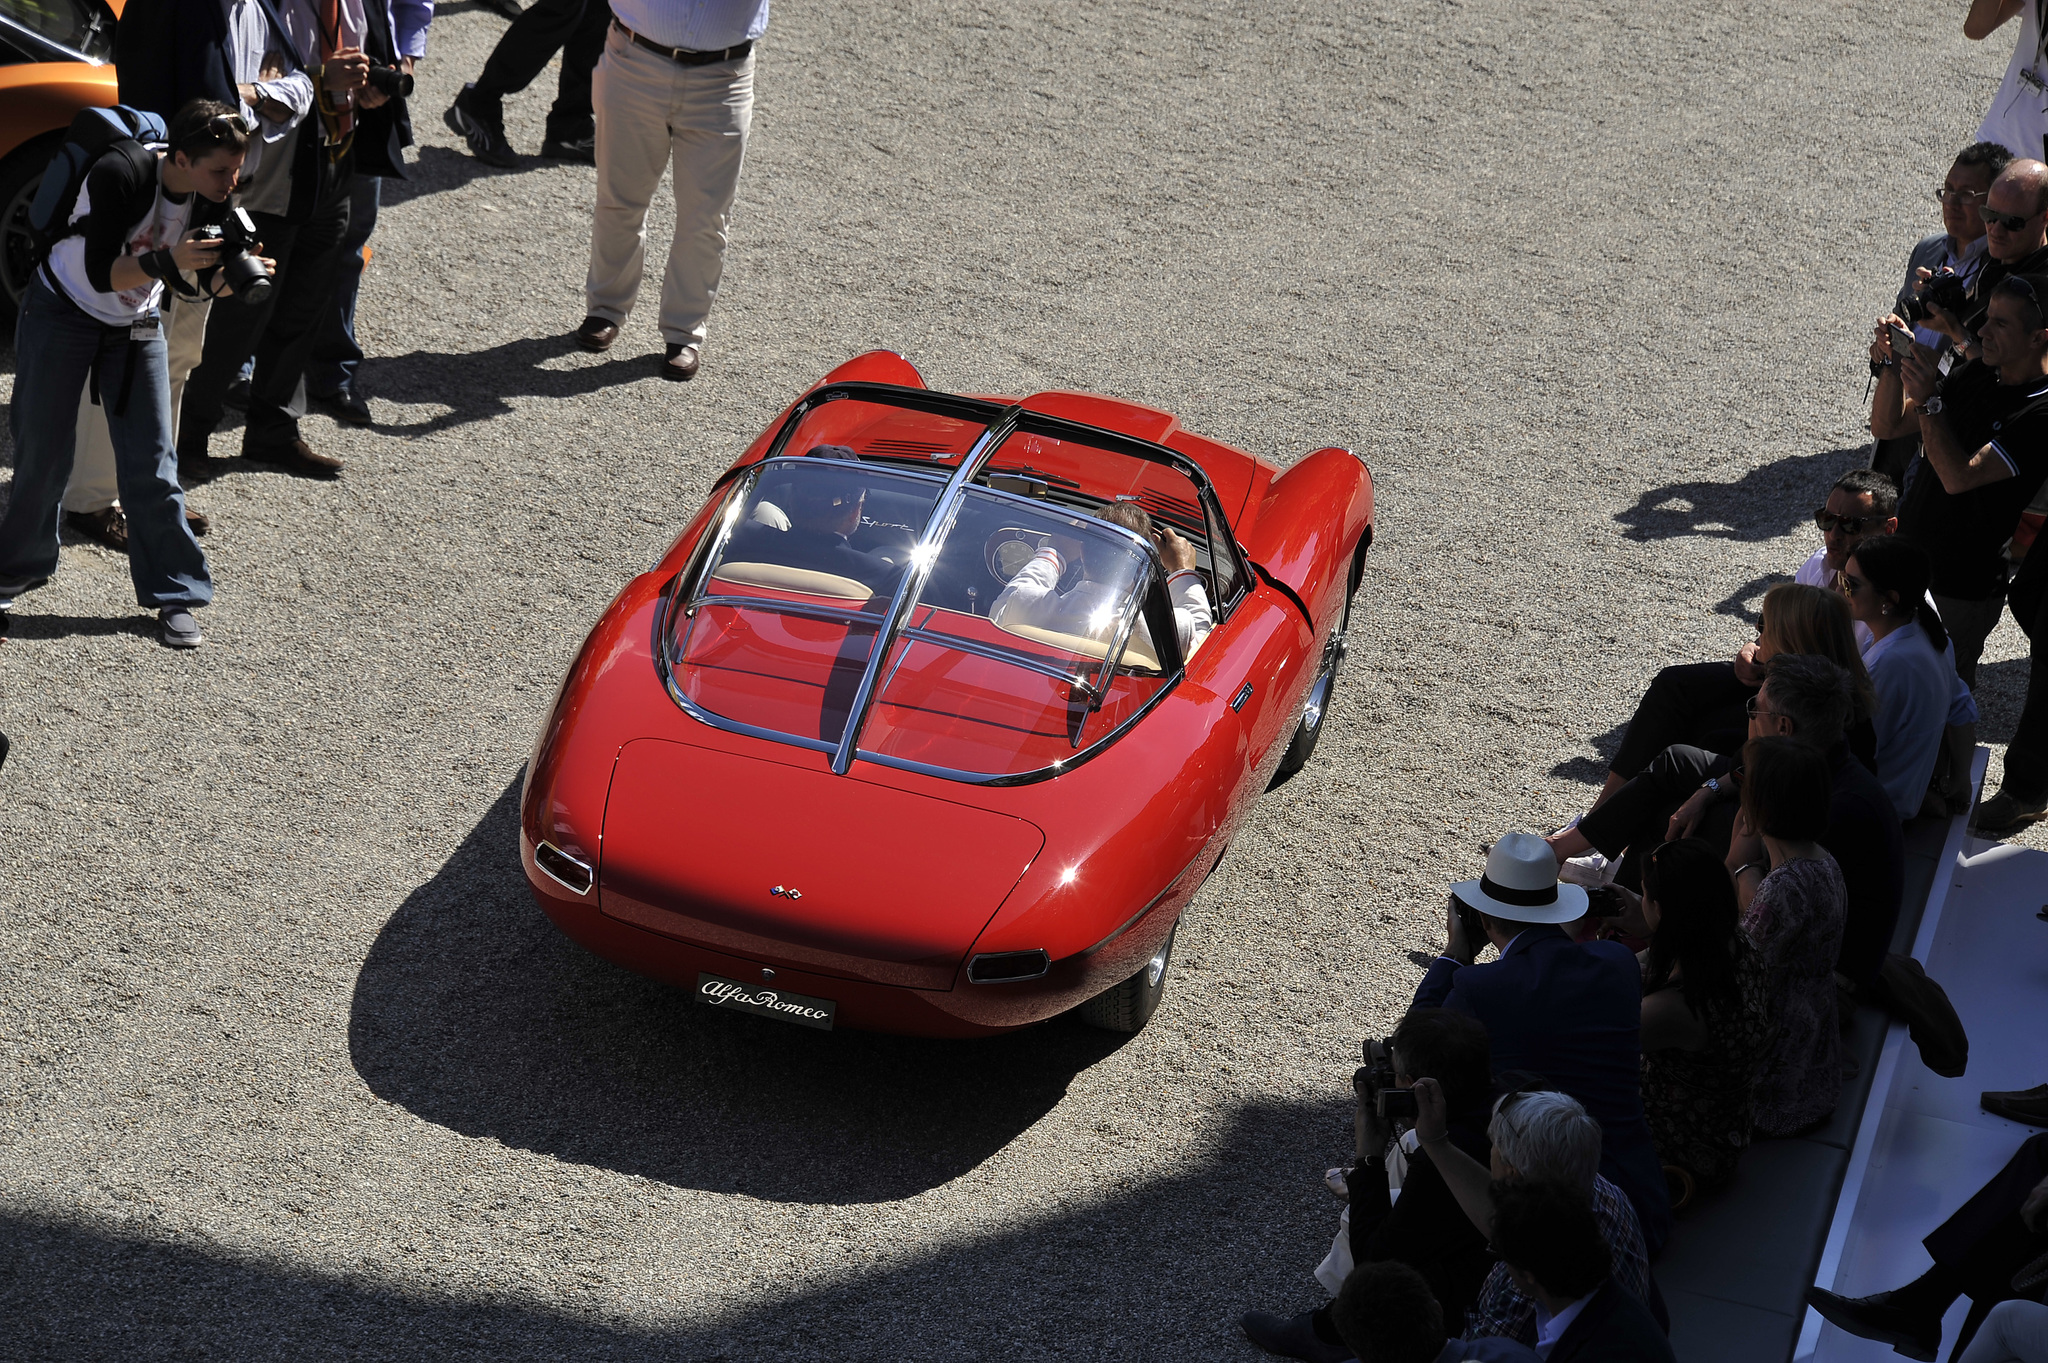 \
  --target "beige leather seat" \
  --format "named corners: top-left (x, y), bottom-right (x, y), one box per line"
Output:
top-left (710, 563), bottom-right (875, 602)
